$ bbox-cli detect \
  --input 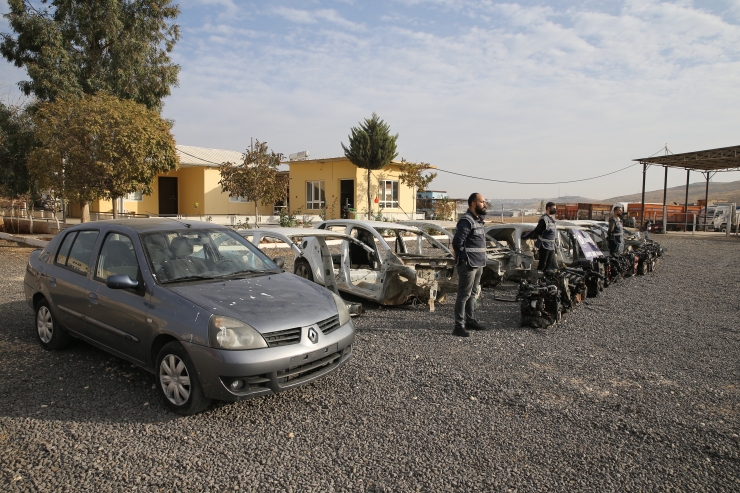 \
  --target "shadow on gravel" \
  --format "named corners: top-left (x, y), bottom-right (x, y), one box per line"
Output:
top-left (0, 300), bottom-right (179, 424)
